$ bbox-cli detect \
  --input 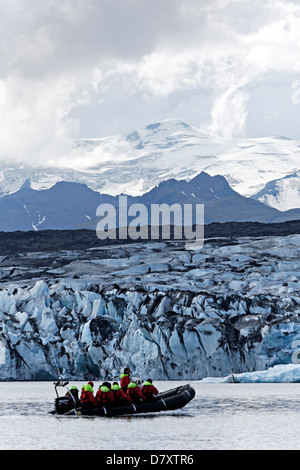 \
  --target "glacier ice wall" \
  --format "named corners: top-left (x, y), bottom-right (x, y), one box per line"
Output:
top-left (0, 235), bottom-right (299, 381)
